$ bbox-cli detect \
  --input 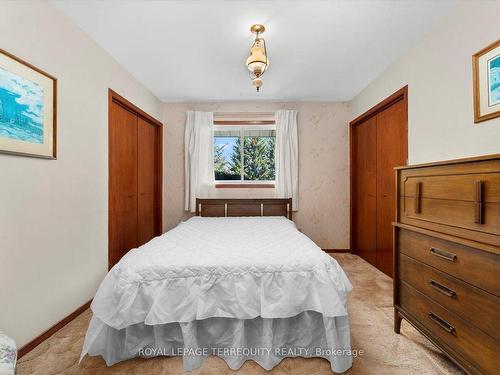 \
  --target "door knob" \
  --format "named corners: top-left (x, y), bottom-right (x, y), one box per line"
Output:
top-left (381, 194), bottom-right (388, 198)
